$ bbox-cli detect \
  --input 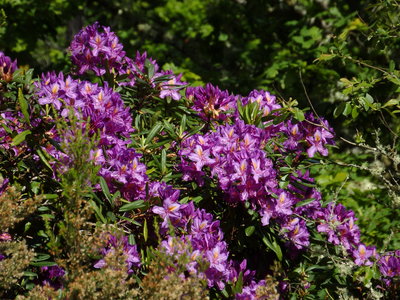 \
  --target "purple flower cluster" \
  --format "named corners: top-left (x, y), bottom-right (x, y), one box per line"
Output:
top-left (94, 234), bottom-right (141, 274)
top-left (70, 22), bottom-right (126, 76)
top-left (179, 120), bottom-right (277, 196)
top-left (236, 280), bottom-right (268, 299)
top-left (0, 51), bottom-right (17, 82)
top-left (315, 203), bottom-right (368, 260)
top-left (0, 111), bottom-right (26, 156)
top-left (34, 71), bottom-right (151, 200)
top-left (179, 120), bottom-right (321, 249)
top-left (40, 265), bottom-right (65, 289)
top-left (186, 83), bottom-right (237, 121)
top-left (378, 251), bottom-right (400, 280)
top-left (316, 203), bottom-right (360, 247)
top-left (241, 89), bottom-right (281, 118)
top-left (280, 113), bottom-right (334, 157)
top-left (0, 232), bottom-right (12, 262)
top-left (36, 72), bottom-right (133, 138)
top-left (69, 24), bottom-right (186, 100)
top-left (152, 185), bottom-right (262, 293)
